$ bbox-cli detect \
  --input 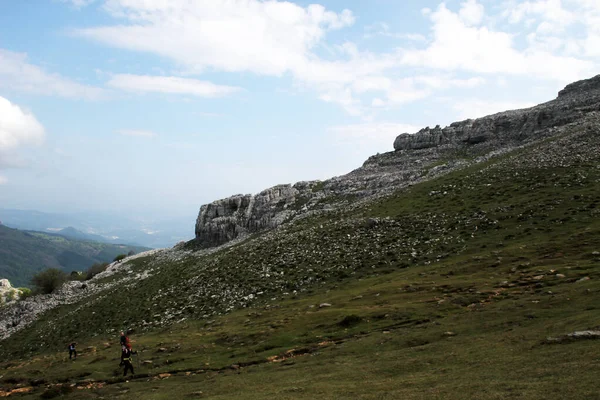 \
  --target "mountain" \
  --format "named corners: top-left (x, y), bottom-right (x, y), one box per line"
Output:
top-left (54, 227), bottom-right (116, 244)
top-left (0, 75), bottom-right (599, 398)
top-left (0, 224), bottom-right (150, 287)
top-left (0, 209), bottom-right (192, 248)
